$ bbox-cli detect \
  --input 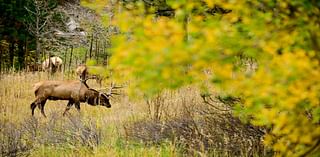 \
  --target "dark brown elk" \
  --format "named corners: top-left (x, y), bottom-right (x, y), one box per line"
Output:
top-left (30, 80), bottom-right (117, 117)
top-left (26, 63), bottom-right (42, 72)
